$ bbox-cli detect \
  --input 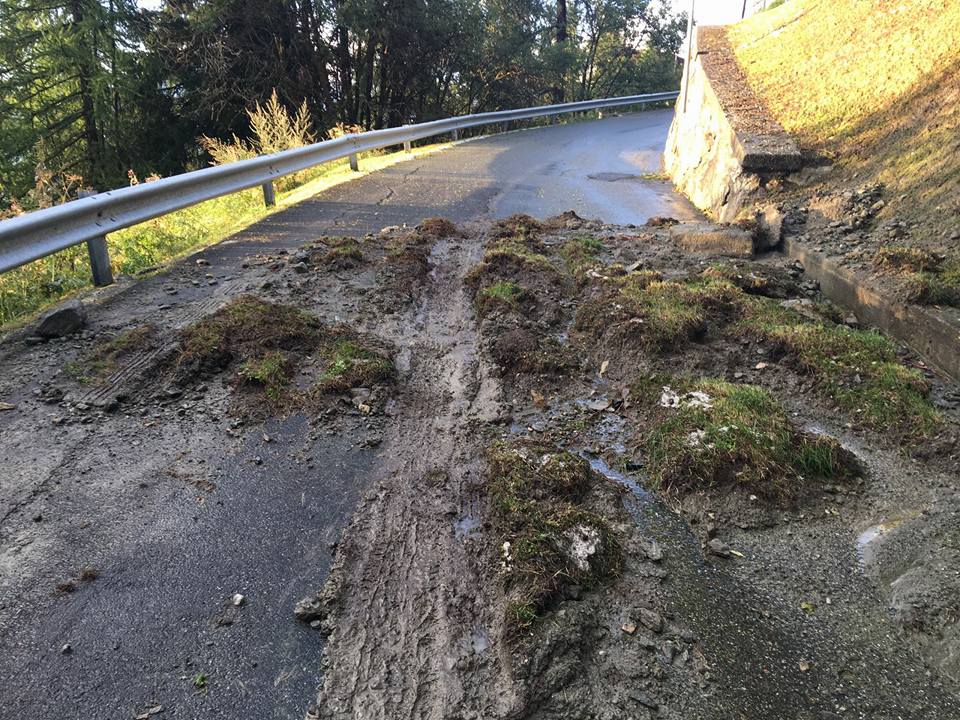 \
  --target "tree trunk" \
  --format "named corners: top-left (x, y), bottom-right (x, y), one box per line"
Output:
top-left (68, 0), bottom-right (101, 188)
top-left (553, 0), bottom-right (568, 103)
